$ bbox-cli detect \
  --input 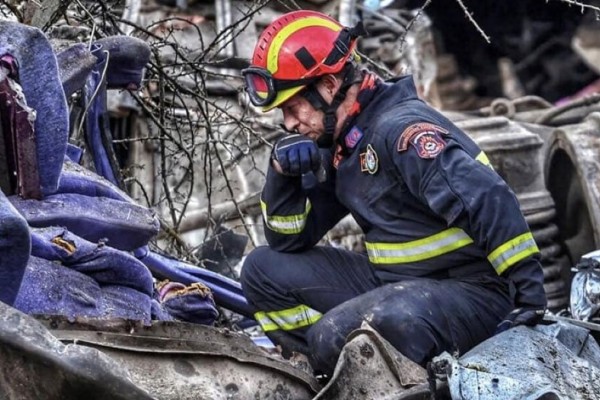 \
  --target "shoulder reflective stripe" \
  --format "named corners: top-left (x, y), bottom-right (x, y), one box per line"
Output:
top-left (475, 151), bottom-right (493, 168)
top-left (365, 227), bottom-right (474, 264)
top-left (268, 17), bottom-right (342, 74)
top-left (254, 305), bottom-right (323, 332)
top-left (488, 232), bottom-right (540, 275)
top-left (260, 199), bottom-right (312, 234)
